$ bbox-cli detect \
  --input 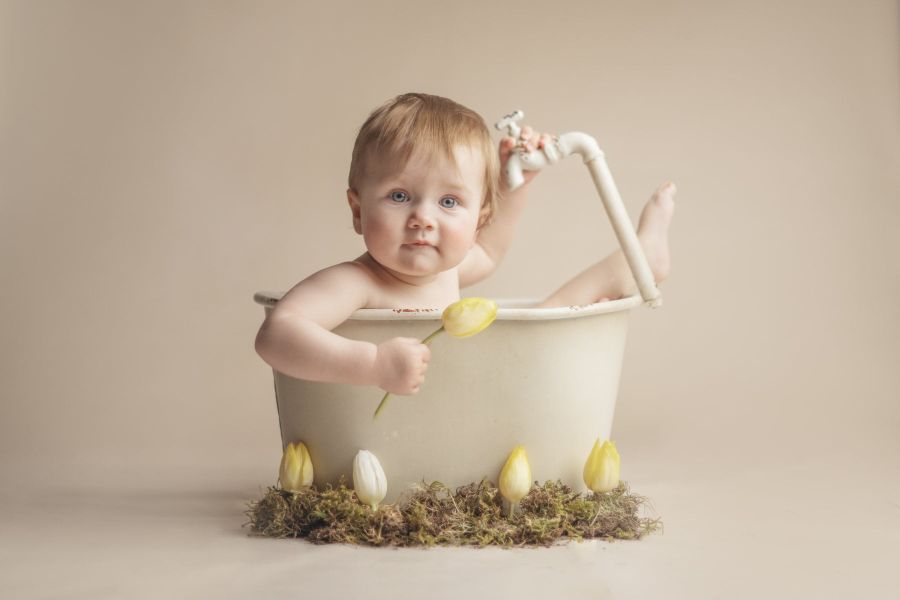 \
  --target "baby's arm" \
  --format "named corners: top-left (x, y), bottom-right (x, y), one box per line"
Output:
top-left (255, 262), bottom-right (430, 394)
top-left (458, 127), bottom-right (553, 288)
